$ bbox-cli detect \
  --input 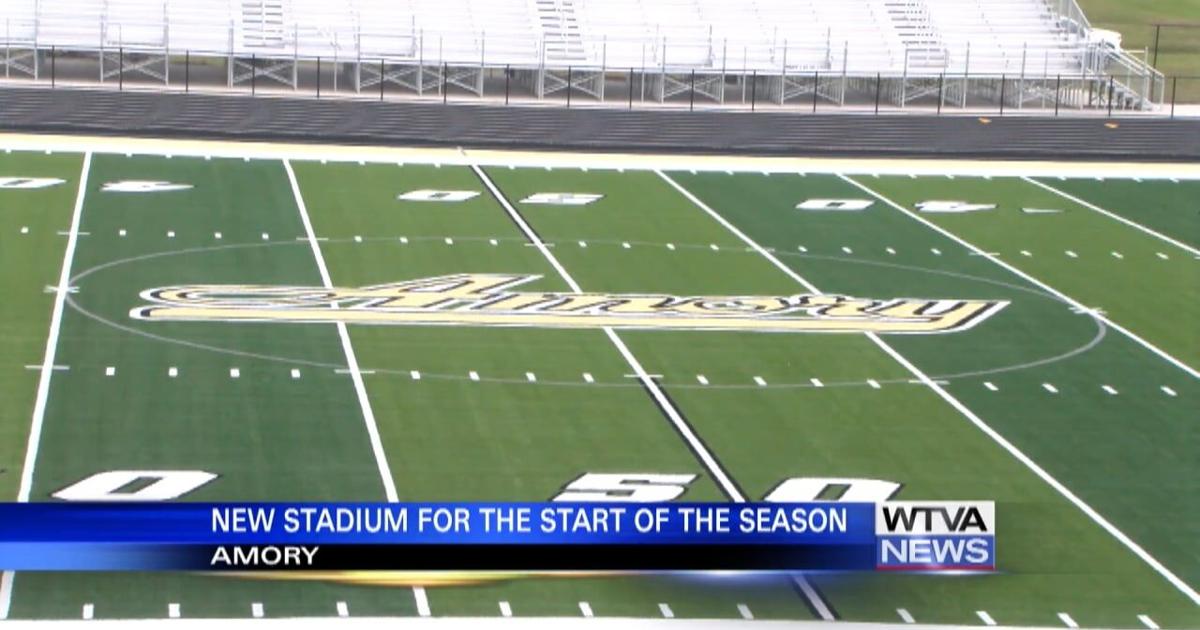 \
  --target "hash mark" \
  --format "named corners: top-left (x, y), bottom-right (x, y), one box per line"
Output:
top-left (710, 244), bottom-right (720, 251)
top-left (867, 379), bottom-right (881, 389)
top-left (168, 603), bottom-right (180, 619)
top-left (931, 248), bottom-right (941, 255)
top-left (1156, 252), bottom-right (1168, 260)
top-left (886, 247), bottom-right (896, 255)
top-left (897, 608), bottom-right (914, 624)
top-left (1138, 614), bottom-right (1160, 629)
top-left (1058, 613), bottom-right (1079, 628)
top-left (525, 372), bottom-right (537, 383)
top-left (753, 376), bottom-right (767, 387)
top-left (1042, 383), bottom-right (1059, 394)
top-left (798, 245), bottom-right (808, 253)
top-left (582, 372), bottom-right (594, 384)
top-left (1102, 385), bottom-right (1118, 395)
top-left (251, 602), bottom-right (263, 618)
top-left (737, 603), bottom-right (754, 620)
top-left (658, 603), bottom-right (674, 618)
top-left (499, 601), bottom-right (512, 617)
top-left (578, 602), bottom-right (593, 618)
top-left (984, 382), bottom-right (998, 391)
top-left (841, 246), bottom-right (853, 254)
top-left (336, 601), bottom-right (348, 617)
top-left (1020, 250), bottom-right (1032, 257)
top-left (810, 378), bottom-right (824, 388)
top-left (977, 611), bottom-right (996, 626)
top-left (697, 375), bottom-right (709, 385)
top-left (1161, 386), bottom-right (1177, 397)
